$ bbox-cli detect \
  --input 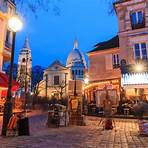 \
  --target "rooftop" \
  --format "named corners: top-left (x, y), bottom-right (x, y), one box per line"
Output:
top-left (88, 35), bottom-right (119, 53)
